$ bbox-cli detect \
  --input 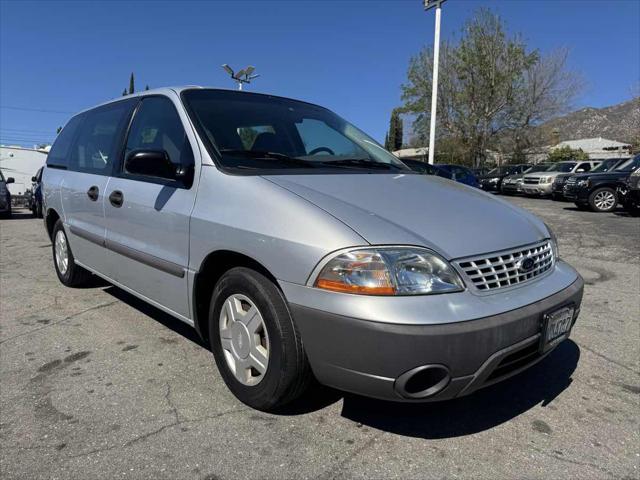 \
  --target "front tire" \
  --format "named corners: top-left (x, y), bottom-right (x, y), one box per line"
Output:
top-left (588, 187), bottom-right (617, 212)
top-left (52, 219), bottom-right (92, 287)
top-left (208, 267), bottom-right (311, 411)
